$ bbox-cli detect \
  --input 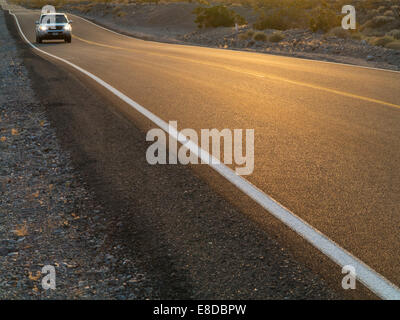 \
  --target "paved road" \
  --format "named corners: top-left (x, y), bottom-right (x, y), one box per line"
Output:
top-left (5, 4), bottom-right (400, 298)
